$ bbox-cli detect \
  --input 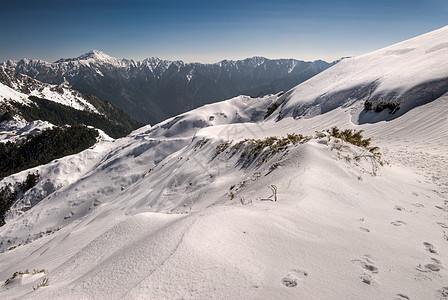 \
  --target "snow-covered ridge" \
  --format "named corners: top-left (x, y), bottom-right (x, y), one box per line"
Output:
top-left (145, 94), bottom-right (278, 139)
top-left (0, 82), bottom-right (30, 105)
top-left (0, 27), bottom-right (447, 299)
top-left (0, 67), bottom-right (99, 113)
top-left (0, 116), bottom-right (54, 144)
top-left (2, 51), bottom-right (328, 79)
top-left (275, 26), bottom-right (448, 123)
